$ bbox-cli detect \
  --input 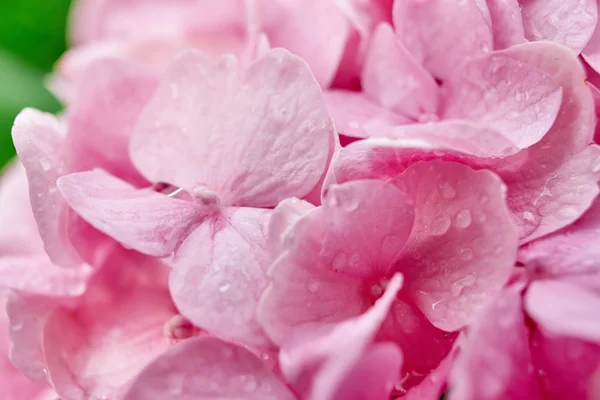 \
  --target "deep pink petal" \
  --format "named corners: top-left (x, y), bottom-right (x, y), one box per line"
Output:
top-left (525, 280), bottom-right (600, 343)
top-left (583, 18), bottom-right (600, 73)
top-left (58, 169), bottom-right (206, 257)
top-left (441, 52), bottom-right (563, 149)
top-left (403, 340), bottom-right (458, 400)
top-left (0, 161), bottom-right (43, 256)
top-left (392, 0), bottom-right (493, 80)
top-left (362, 23), bottom-right (438, 120)
top-left (281, 274), bottom-right (403, 400)
top-left (123, 336), bottom-right (296, 400)
top-left (392, 161), bottom-right (518, 331)
top-left (449, 285), bottom-right (543, 400)
top-left (66, 58), bottom-right (158, 186)
top-left (131, 49), bottom-right (334, 207)
top-left (530, 329), bottom-right (600, 400)
top-left (324, 90), bottom-right (411, 138)
top-left (170, 207), bottom-right (273, 348)
top-left (11, 109), bottom-right (81, 267)
top-left (486, 0), bottom-right (526, 49)
top-left (520, 0), bottom-right (597, 53)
